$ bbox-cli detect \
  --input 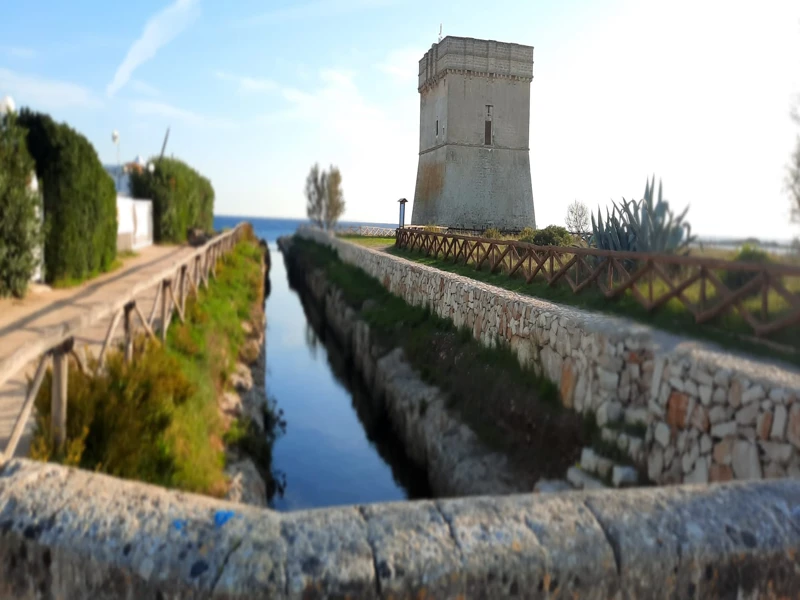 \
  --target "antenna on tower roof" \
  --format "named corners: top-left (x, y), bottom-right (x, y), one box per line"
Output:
top-left (438, 23), bottom-right (443, 42)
